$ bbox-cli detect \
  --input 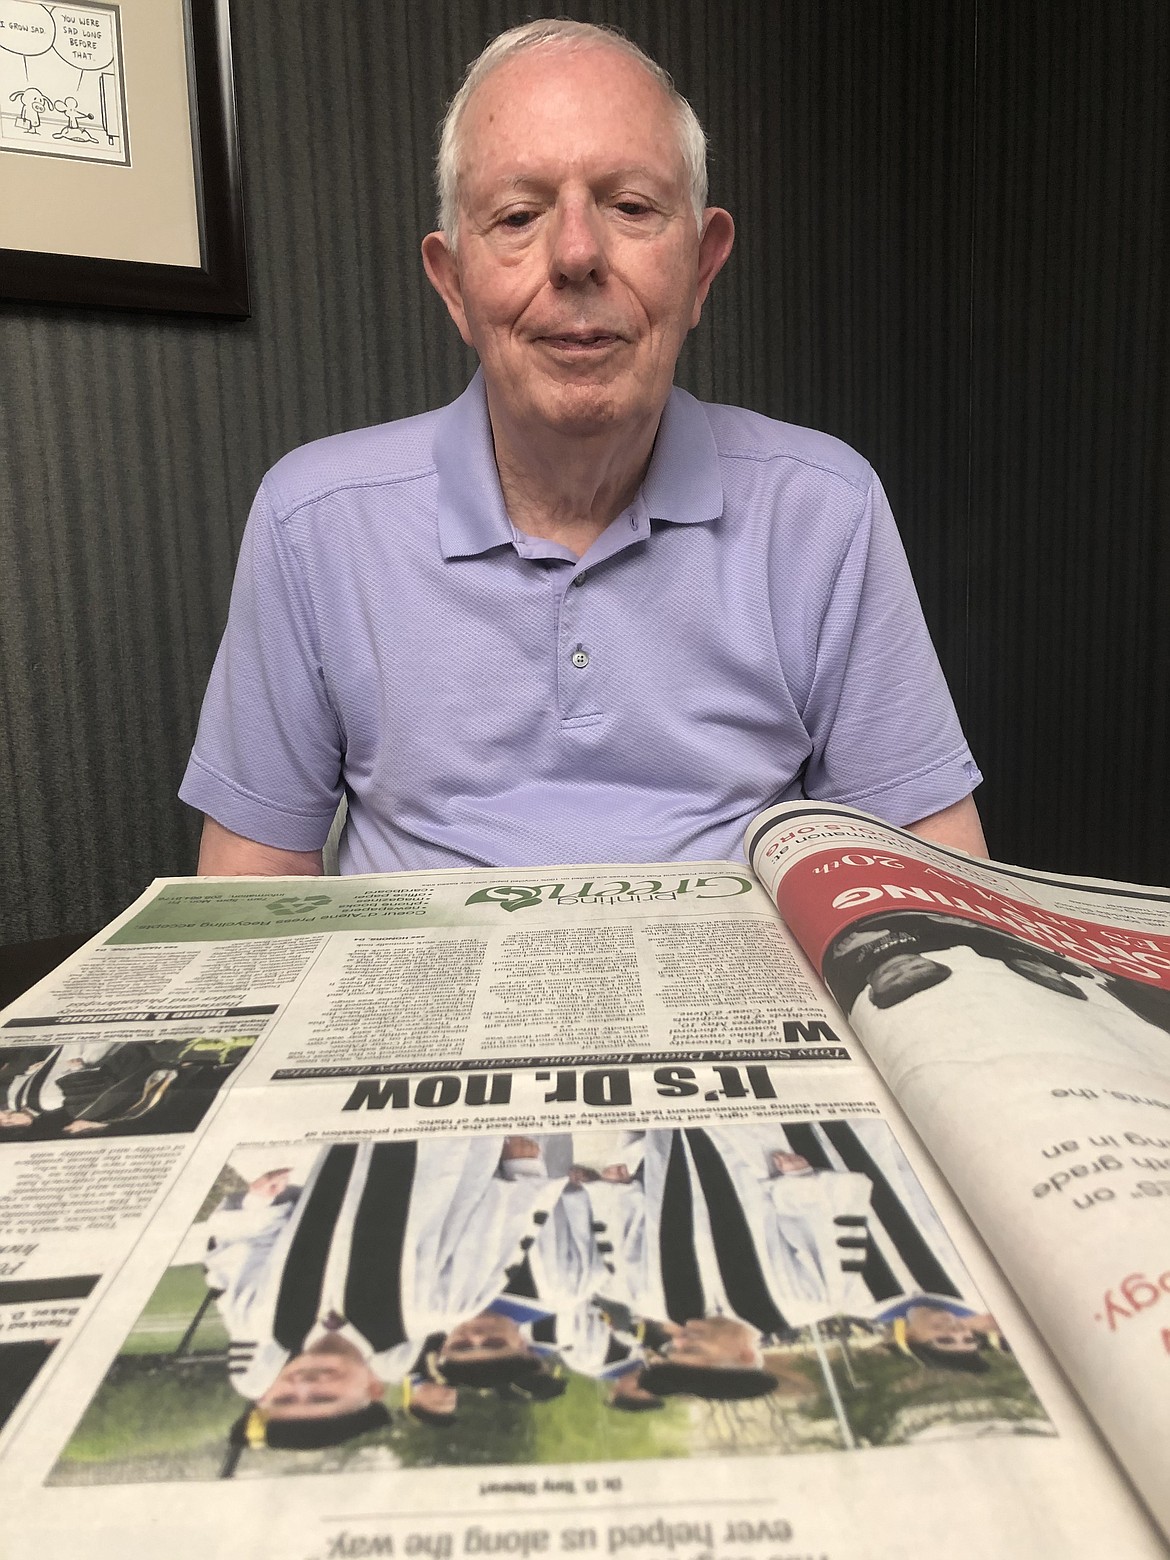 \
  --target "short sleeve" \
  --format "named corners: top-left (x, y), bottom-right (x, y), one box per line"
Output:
top-left (800, 473), bottom-right (982, 822)
top-left (179, 479), bottom-right (344, 849)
